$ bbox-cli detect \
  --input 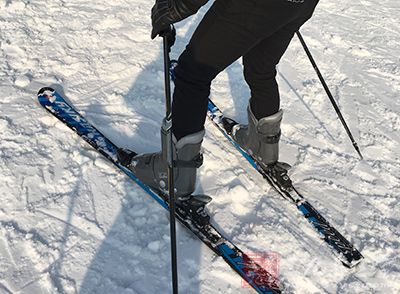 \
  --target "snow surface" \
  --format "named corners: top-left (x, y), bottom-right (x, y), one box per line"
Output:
top-left (1, 0), bottom-right (399, 293)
